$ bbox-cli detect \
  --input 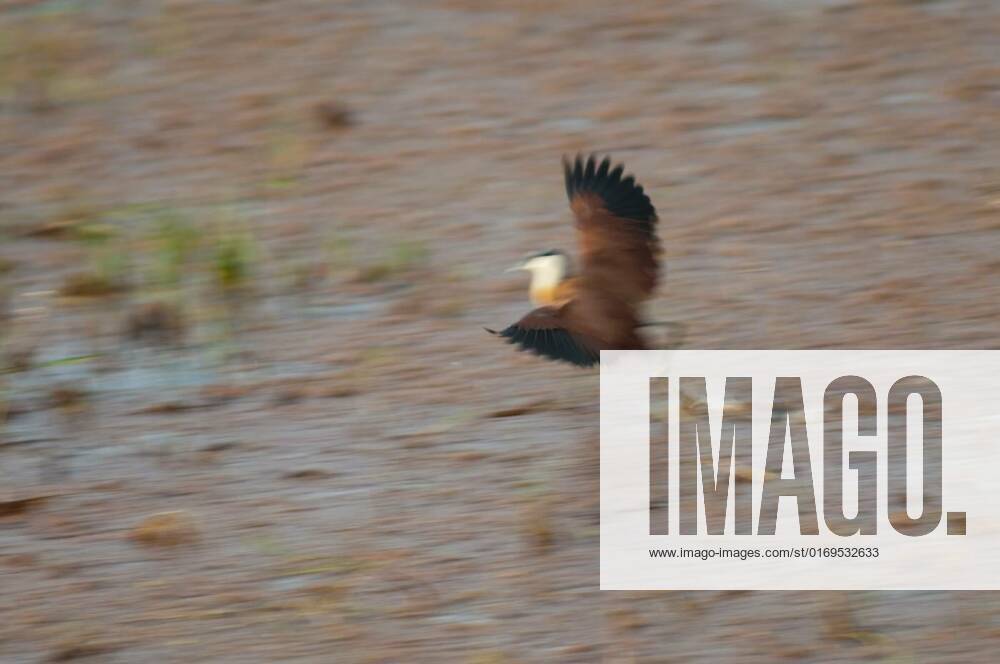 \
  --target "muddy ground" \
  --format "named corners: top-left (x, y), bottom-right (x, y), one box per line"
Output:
top-left (1, 0), bottom-right (998, 661)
